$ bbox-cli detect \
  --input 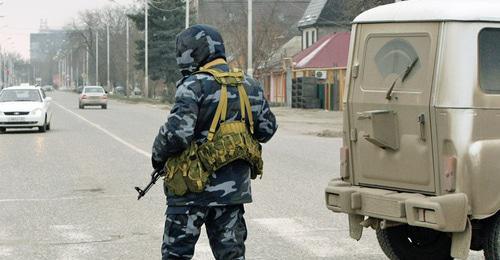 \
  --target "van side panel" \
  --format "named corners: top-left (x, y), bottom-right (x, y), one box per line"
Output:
top-left (436, 109), bottom-right (500, 219)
